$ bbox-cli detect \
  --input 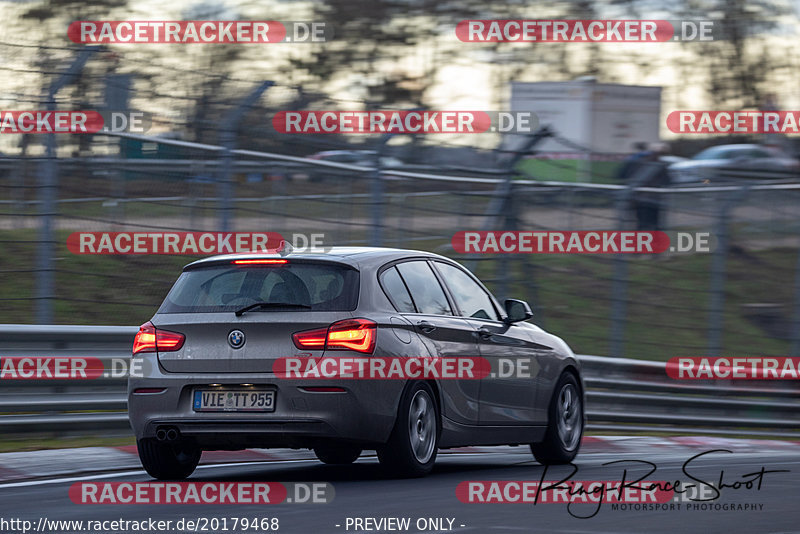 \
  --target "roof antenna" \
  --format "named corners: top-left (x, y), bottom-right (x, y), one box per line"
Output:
top-left (278, 240), bottom-right (294, 257)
